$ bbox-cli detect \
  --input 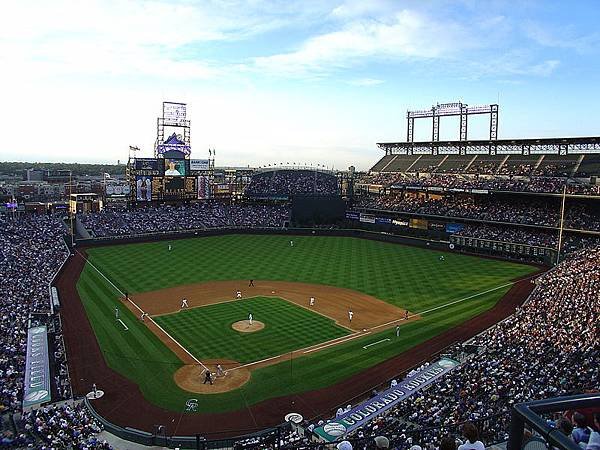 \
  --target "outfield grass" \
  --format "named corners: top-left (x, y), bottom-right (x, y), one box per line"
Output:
top-left (77, 234), bottom-right (538, 413)
top-left (155, 296), bottom-right (349, 363)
